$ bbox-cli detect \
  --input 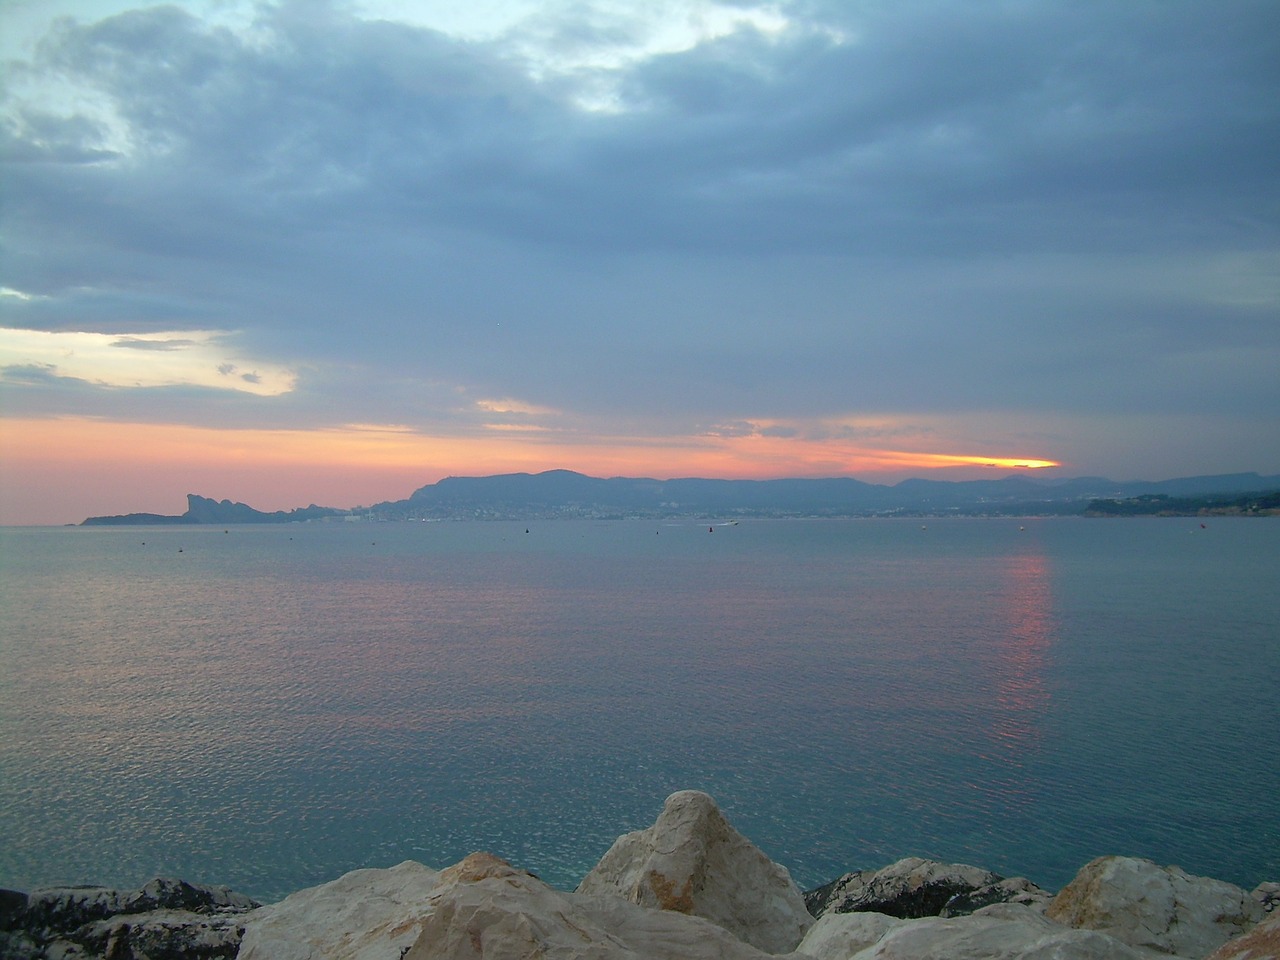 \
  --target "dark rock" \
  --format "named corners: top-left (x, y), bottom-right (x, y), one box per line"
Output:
top-left (0, 933), bottom-right (40, 960)
top-left (0, 893), bottom-right (36, 960)
top-left (0, 891), bottom-right (28, 932)
top-left (0, 878), bottom-right (259, 959)
top-left (939, 876), bottom-right (1053, 916)
top-left (805, 857), bottom-right (1005, 919)
top-left (71, 911), bottom-right (251, 960)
